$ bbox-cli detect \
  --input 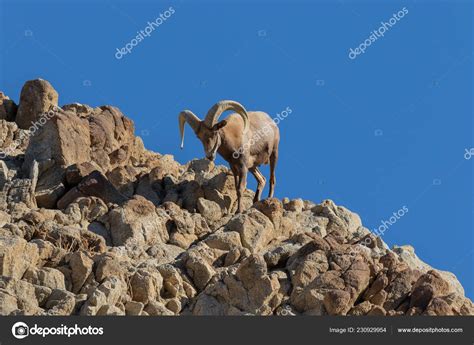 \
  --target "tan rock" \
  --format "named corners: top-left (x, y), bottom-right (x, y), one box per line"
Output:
top-left (383, 268), bottom-right (419, 311)
top-left (16, 79), bottom-right (58, 129)
top-left (204, 230), bottom-right (242, 251)
top-left (144, 300), bottom-right (174, 316)
top-left (0, 277), bottom-right (40, 315)
top-left (146, 243), bottom-right (184, 265)
top-left (225, 208), bottom-right (274, 253)
top-left (69, 251), bottom-right (94, 293)
top-left (253, 198), bottom-right (283, 231)
top-left (130, 268), bottom-right (163, 304)
top-left (284, 198), bottom-right (304, 212)
top-left (23, 267), bottom-right (66, 290)
top-left (184, 249), bottom-right (216, 291)
top-left (0, 92), bottom-right (17, 122)
top-left (89, 106), bottom-right (135, 172)
top-left (95, 255), bottom-right (124, 283)
top-left (24, 110), bottom-right (91, 208)
top-left (45, 289), bottom-right (76, 315)
top-left (323, 289), bottom-right (352, 315)
top-left (348, 301), bottom-right (373, 315)
top-left (105, 196), bottom-right (169, 247)
top-left (410, 270), bottom-right (452, 310)
top-left (290, 270), bottom-right (345, 314)
top-left (80, 277), bottom-right (126, 315)
top-left (202, 171), bottom-right (237, 212)
top-left (97, 304), bottom-right (125, 315)
top-left (125, 301), bottom-right (144, 315)
top-left (193, 254), bottom-right (280, 315)
top-left (197, 197), bottom-right (222, 222)
top-left (0, 290), bottom-right (18, 315)
top-left (0, 235), bottom-right (39, 279)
